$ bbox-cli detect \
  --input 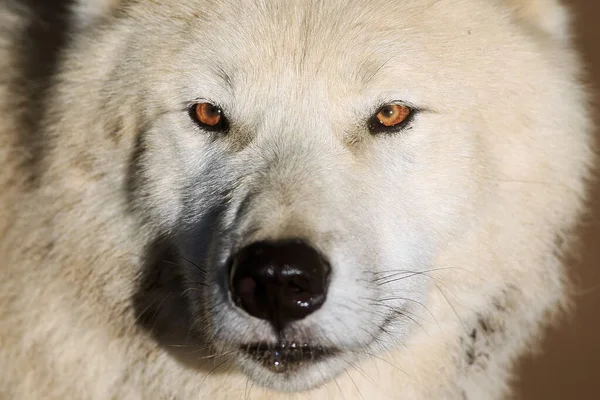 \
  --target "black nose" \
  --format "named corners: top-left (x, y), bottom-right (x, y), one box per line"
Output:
top-left (229, 239), bottom-right (331, 330)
